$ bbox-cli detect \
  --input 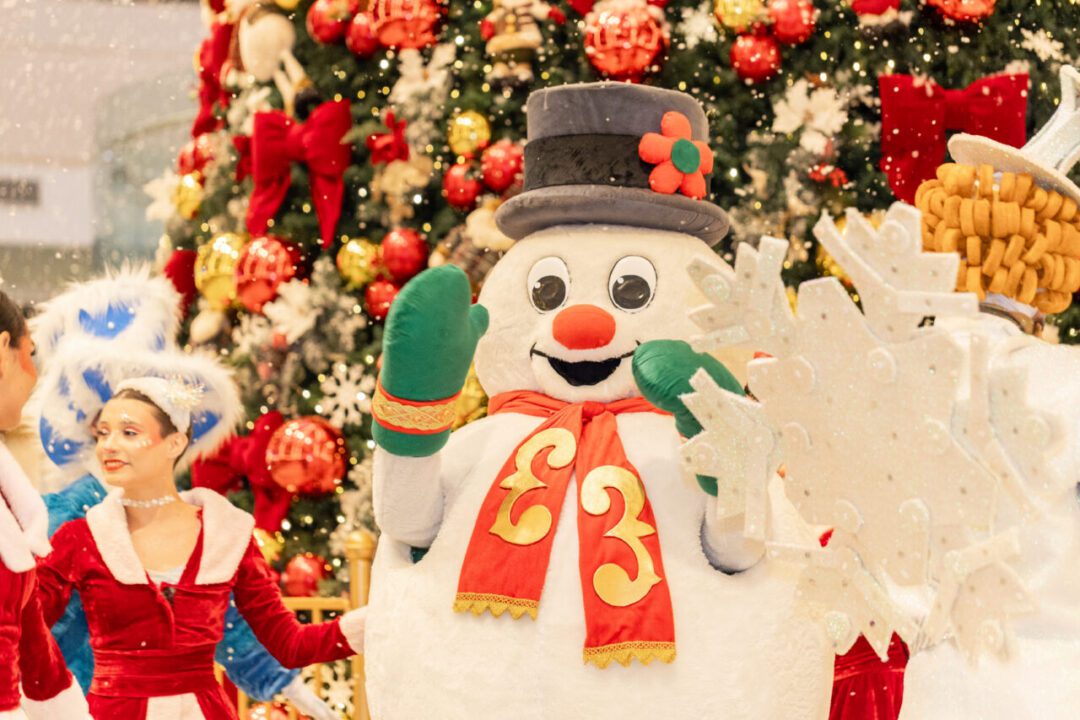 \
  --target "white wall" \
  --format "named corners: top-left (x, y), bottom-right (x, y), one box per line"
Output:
top-left (0, 0), bottom-right (202, 301)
